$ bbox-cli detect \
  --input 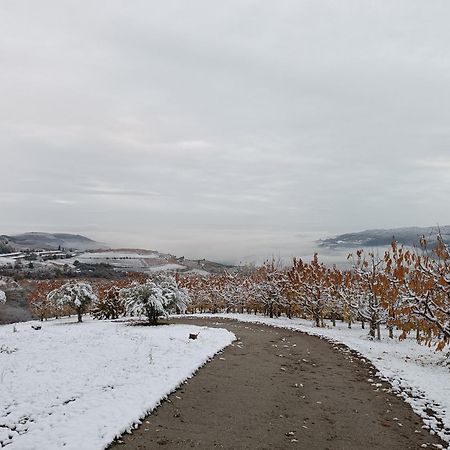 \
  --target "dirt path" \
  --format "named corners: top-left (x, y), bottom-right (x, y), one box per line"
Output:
top-left (110, 318), bottom-right (445, 449)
